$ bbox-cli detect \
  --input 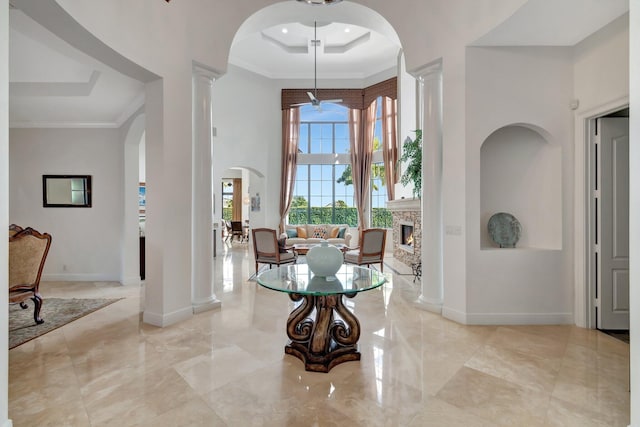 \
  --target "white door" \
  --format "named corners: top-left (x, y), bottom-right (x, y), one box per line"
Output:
top-left (597, 117), bottom-right (629, 330)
